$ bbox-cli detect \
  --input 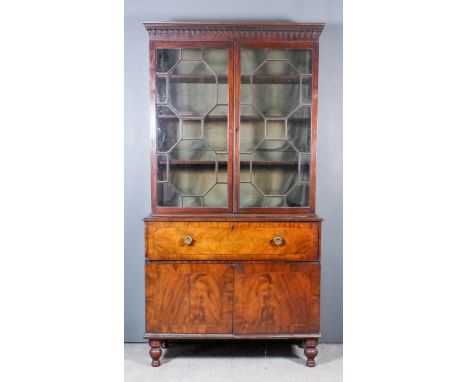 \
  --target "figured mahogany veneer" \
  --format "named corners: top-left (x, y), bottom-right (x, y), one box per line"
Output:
top-left (233, 263), bottom-right (320, 334)
top-left (145, 222), bottom-right (320, 261)
top-left (146, 263), bottom-right (234, 334)
top-left (145, 262), bottom-right (320, 335)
